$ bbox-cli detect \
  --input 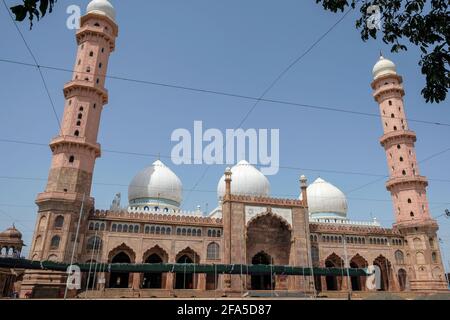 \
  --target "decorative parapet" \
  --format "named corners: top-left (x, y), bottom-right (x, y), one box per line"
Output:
top-left (227, 195), bottom-right (305, 207)
top-left (90, 209), bottom-right (223, 226)
top-left (309, 217), bottom-right (381, 227)
top-left (309, 220), bottom-right (401, 236)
